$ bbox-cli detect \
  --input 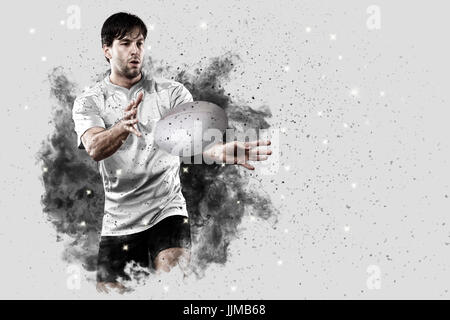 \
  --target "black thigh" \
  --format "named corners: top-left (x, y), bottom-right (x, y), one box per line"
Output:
top-left (147, 215), bottom-right (192, 267)
top-left (96, 229), bottom-right (150, 283)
